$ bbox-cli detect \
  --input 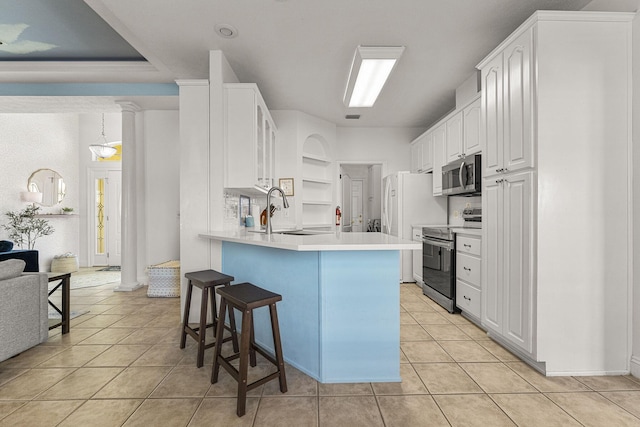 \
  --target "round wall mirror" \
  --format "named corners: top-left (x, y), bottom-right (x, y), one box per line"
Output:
top-left (27, 169), bottom-right (66, 206)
